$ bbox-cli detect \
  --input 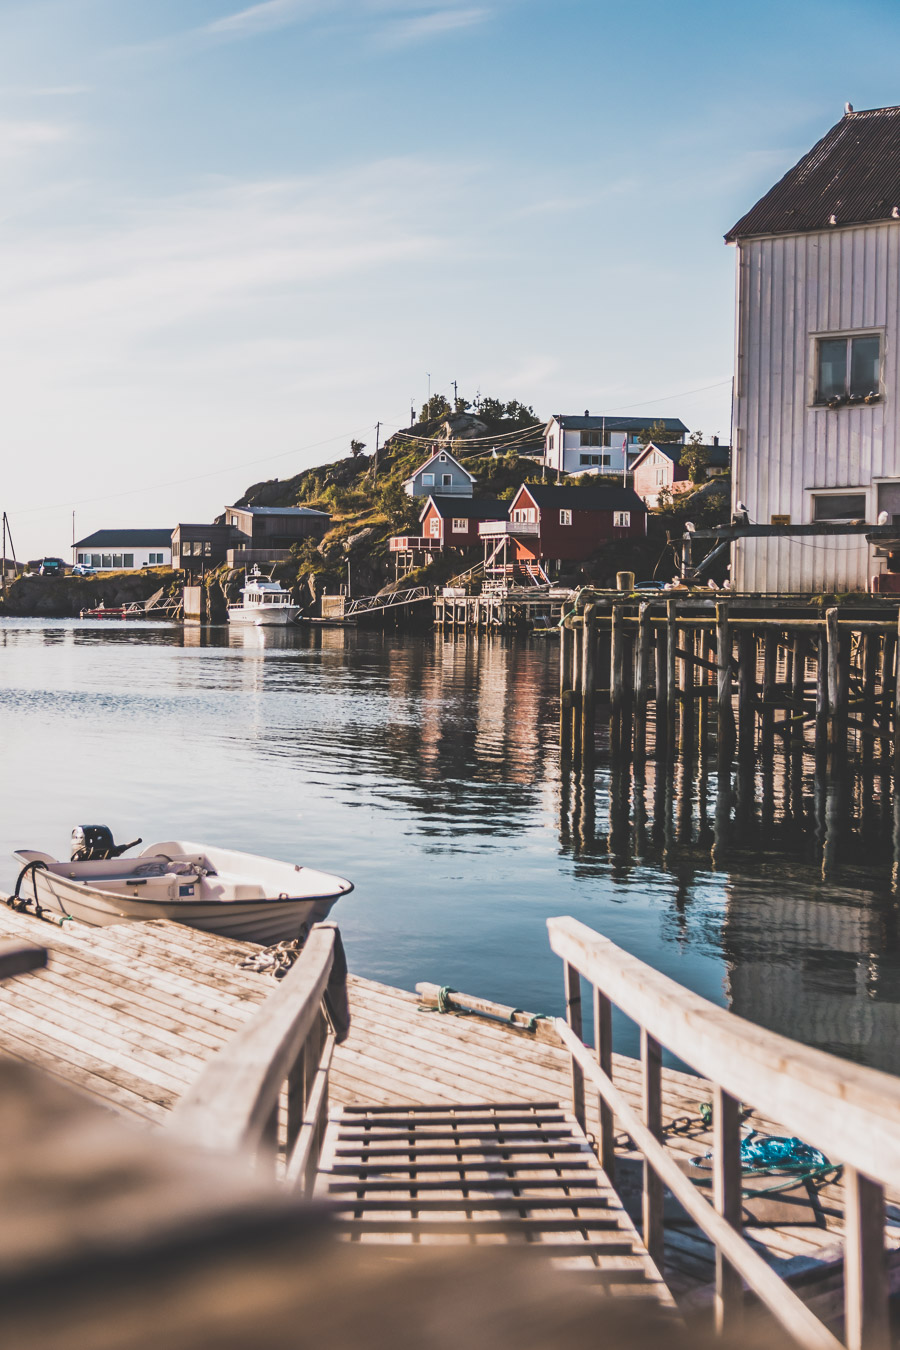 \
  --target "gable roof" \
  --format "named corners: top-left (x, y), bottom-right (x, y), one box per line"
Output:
top-left (402, 448), bottom-right (475, 484)
top-left (548, 415), bottom-right (688, 434)
top-left (631, 441), bottom-right (731, 471)
top-left (420, 495), bottom-right (505, 521)
top-left (726, 106), bottom-right (900, 241)
top-left (74, 529), bottom-right (173, 549)
top-left (517, 484), bottom-right (646, 513)
top-left (229, 505), bottom-right (330, 518)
